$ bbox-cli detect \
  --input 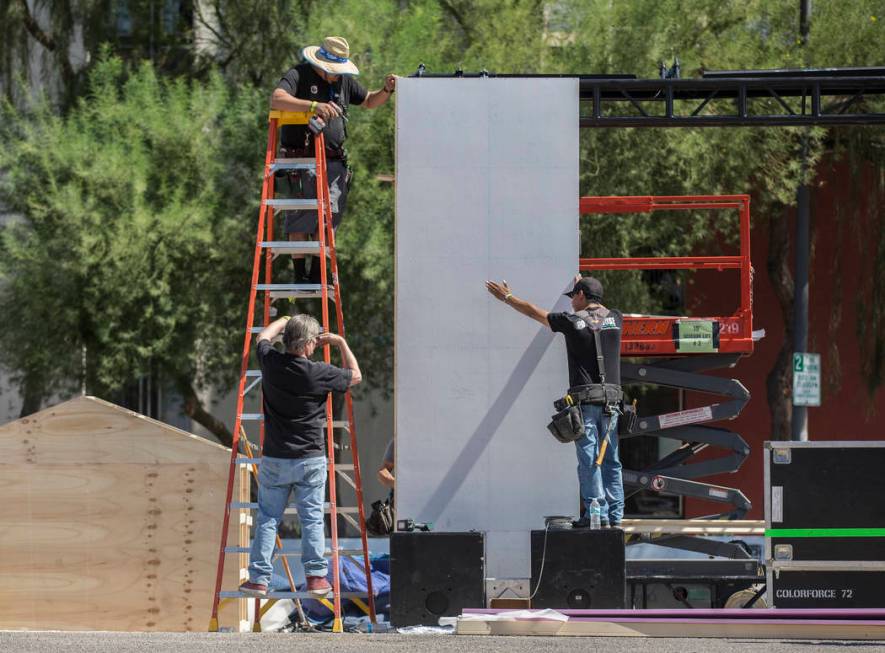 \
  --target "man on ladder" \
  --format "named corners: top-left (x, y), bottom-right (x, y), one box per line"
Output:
top-left (270, 36), bottom-right (397, 284)
top-left (238, 314), bottom-right (362, 598)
